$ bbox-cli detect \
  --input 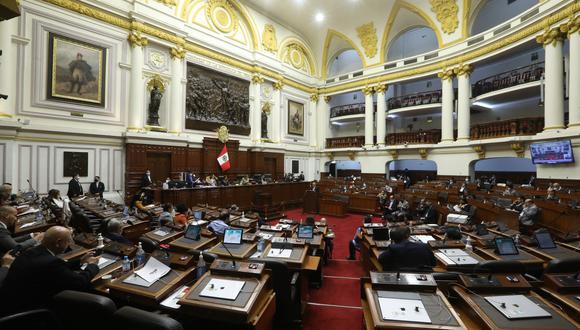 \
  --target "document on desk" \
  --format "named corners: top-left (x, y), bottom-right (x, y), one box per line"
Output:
top-left (152, 229), bottom-right (170, 237)
top-left (435, 252), bottom-right (456, 265)
top-left (485, 295), bottom-right (551, 319)
top-left (449, 255), bottom-right (479, 265)
top-left (411, 235), bottom-right (435, 244)
top-left (18, 208), bottom-right (39, 217)
top-left (267, 248), bottom-right (292, 258)
top-left (441, 249), bottom-right (468, 257)
top-left (19, 221), bottom-right (39, 229)
top-left (161, 285), bottom-right (189, 309)
top-left (378, 297), bottom-right (431, 323)
top-left (200, 278), bottom-right (245, 300)
top-left (134, 257), bottom-right (171, 283)
top-left (97, 253), bottom-right (117, 269)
